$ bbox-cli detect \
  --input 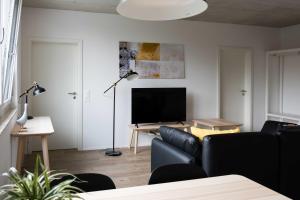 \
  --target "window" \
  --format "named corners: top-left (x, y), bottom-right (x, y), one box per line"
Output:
top-left (0, 0), bottom-right (3, 104)
top-left (0, 0), bottom-right (21, 120)
top-left (2, 0), bottom-right (22, 104)
top-left (0, 0), bottom-right (21, 105)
